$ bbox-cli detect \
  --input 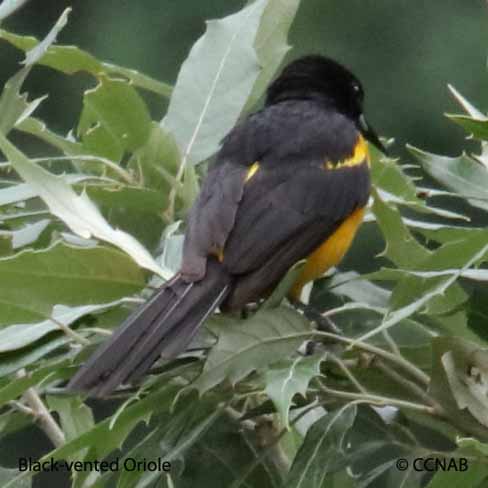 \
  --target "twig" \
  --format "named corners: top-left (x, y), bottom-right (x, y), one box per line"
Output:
top-left (314, 330), bottom-right (430, 387)
top-left (315, 378), bottom-right (436, 415)
top-left (16, 370), bottom-right (65, 447)
top-left (8, 400), bottom-right (34, 416)
top-left (372, 358), bottom-right (443, 414)
top-left (328, 353), bottom-right (367, 394)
